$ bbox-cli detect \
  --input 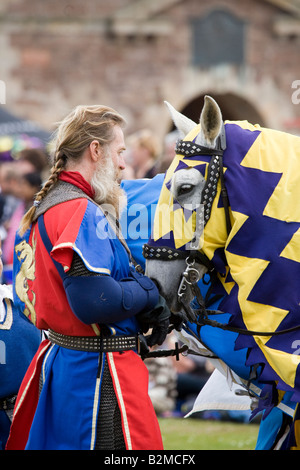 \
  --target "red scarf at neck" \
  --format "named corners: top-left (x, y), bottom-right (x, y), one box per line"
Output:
top-left (59, 171), bottom-right (95, 199)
